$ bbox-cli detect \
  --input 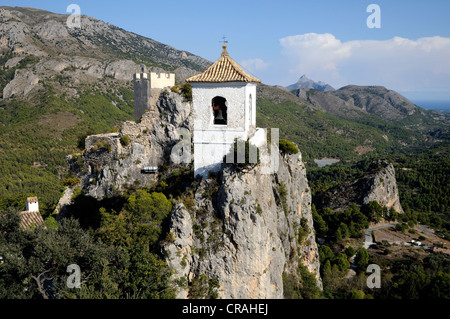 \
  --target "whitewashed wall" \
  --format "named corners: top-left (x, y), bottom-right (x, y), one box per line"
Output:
top-left (191, 81), bottom-right (258, 178)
